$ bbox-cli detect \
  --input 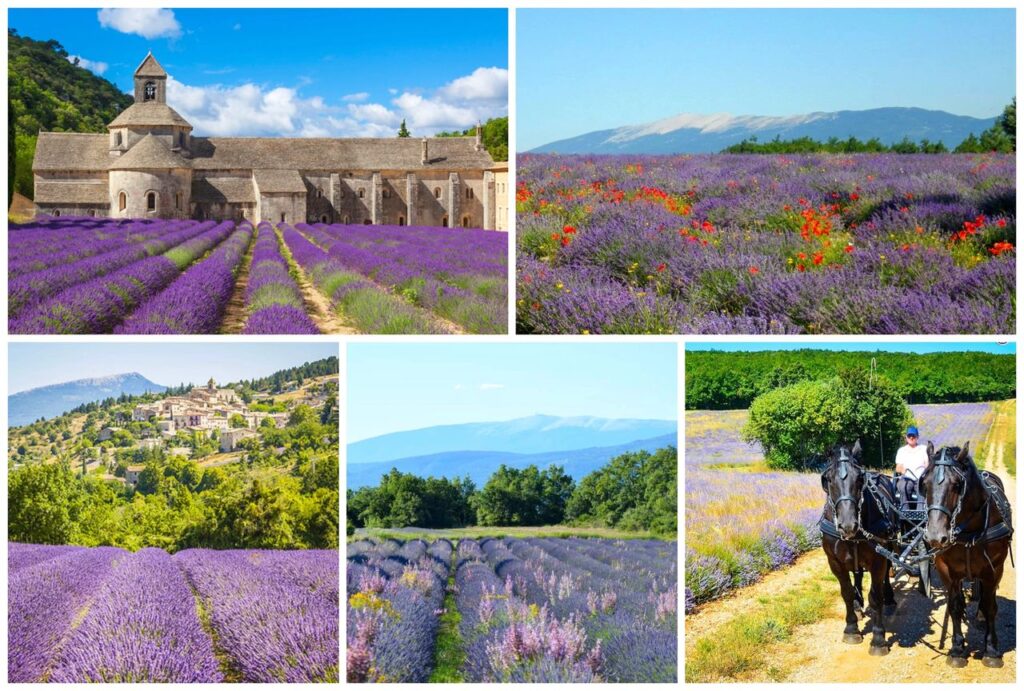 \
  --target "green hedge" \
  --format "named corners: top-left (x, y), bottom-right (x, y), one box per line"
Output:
top-left (687, 350), bottom-right (1015, 410)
